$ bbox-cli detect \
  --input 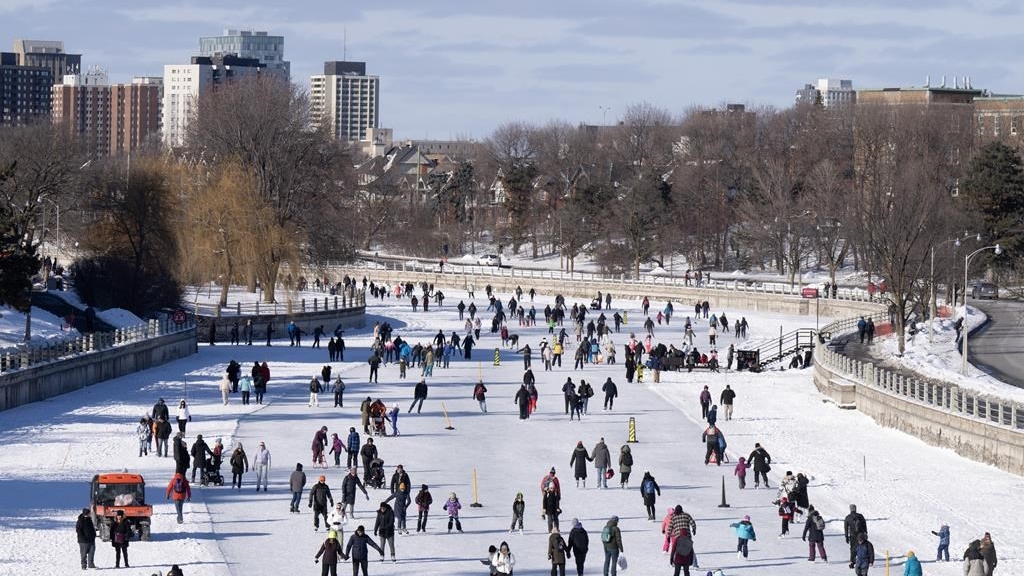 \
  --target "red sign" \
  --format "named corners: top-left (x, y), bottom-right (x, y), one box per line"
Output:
top-left (171, 309), bottom-right (187, 325)
top-left (801, 287), bottom-right (819, 299)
